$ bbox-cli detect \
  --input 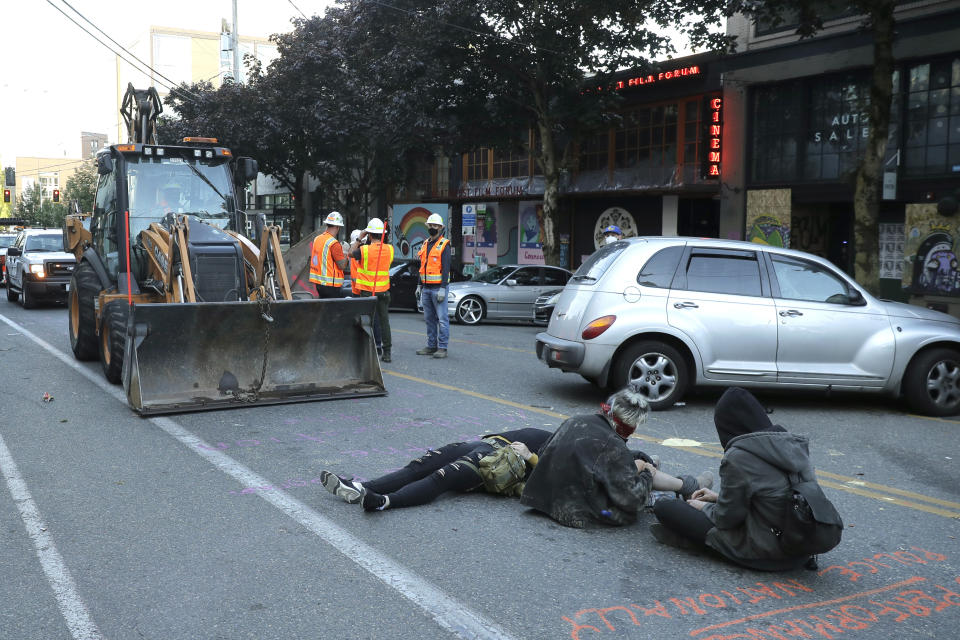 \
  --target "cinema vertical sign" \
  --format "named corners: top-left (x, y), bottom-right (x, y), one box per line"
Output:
top-left (704, 95), bottom-right (723, 179)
